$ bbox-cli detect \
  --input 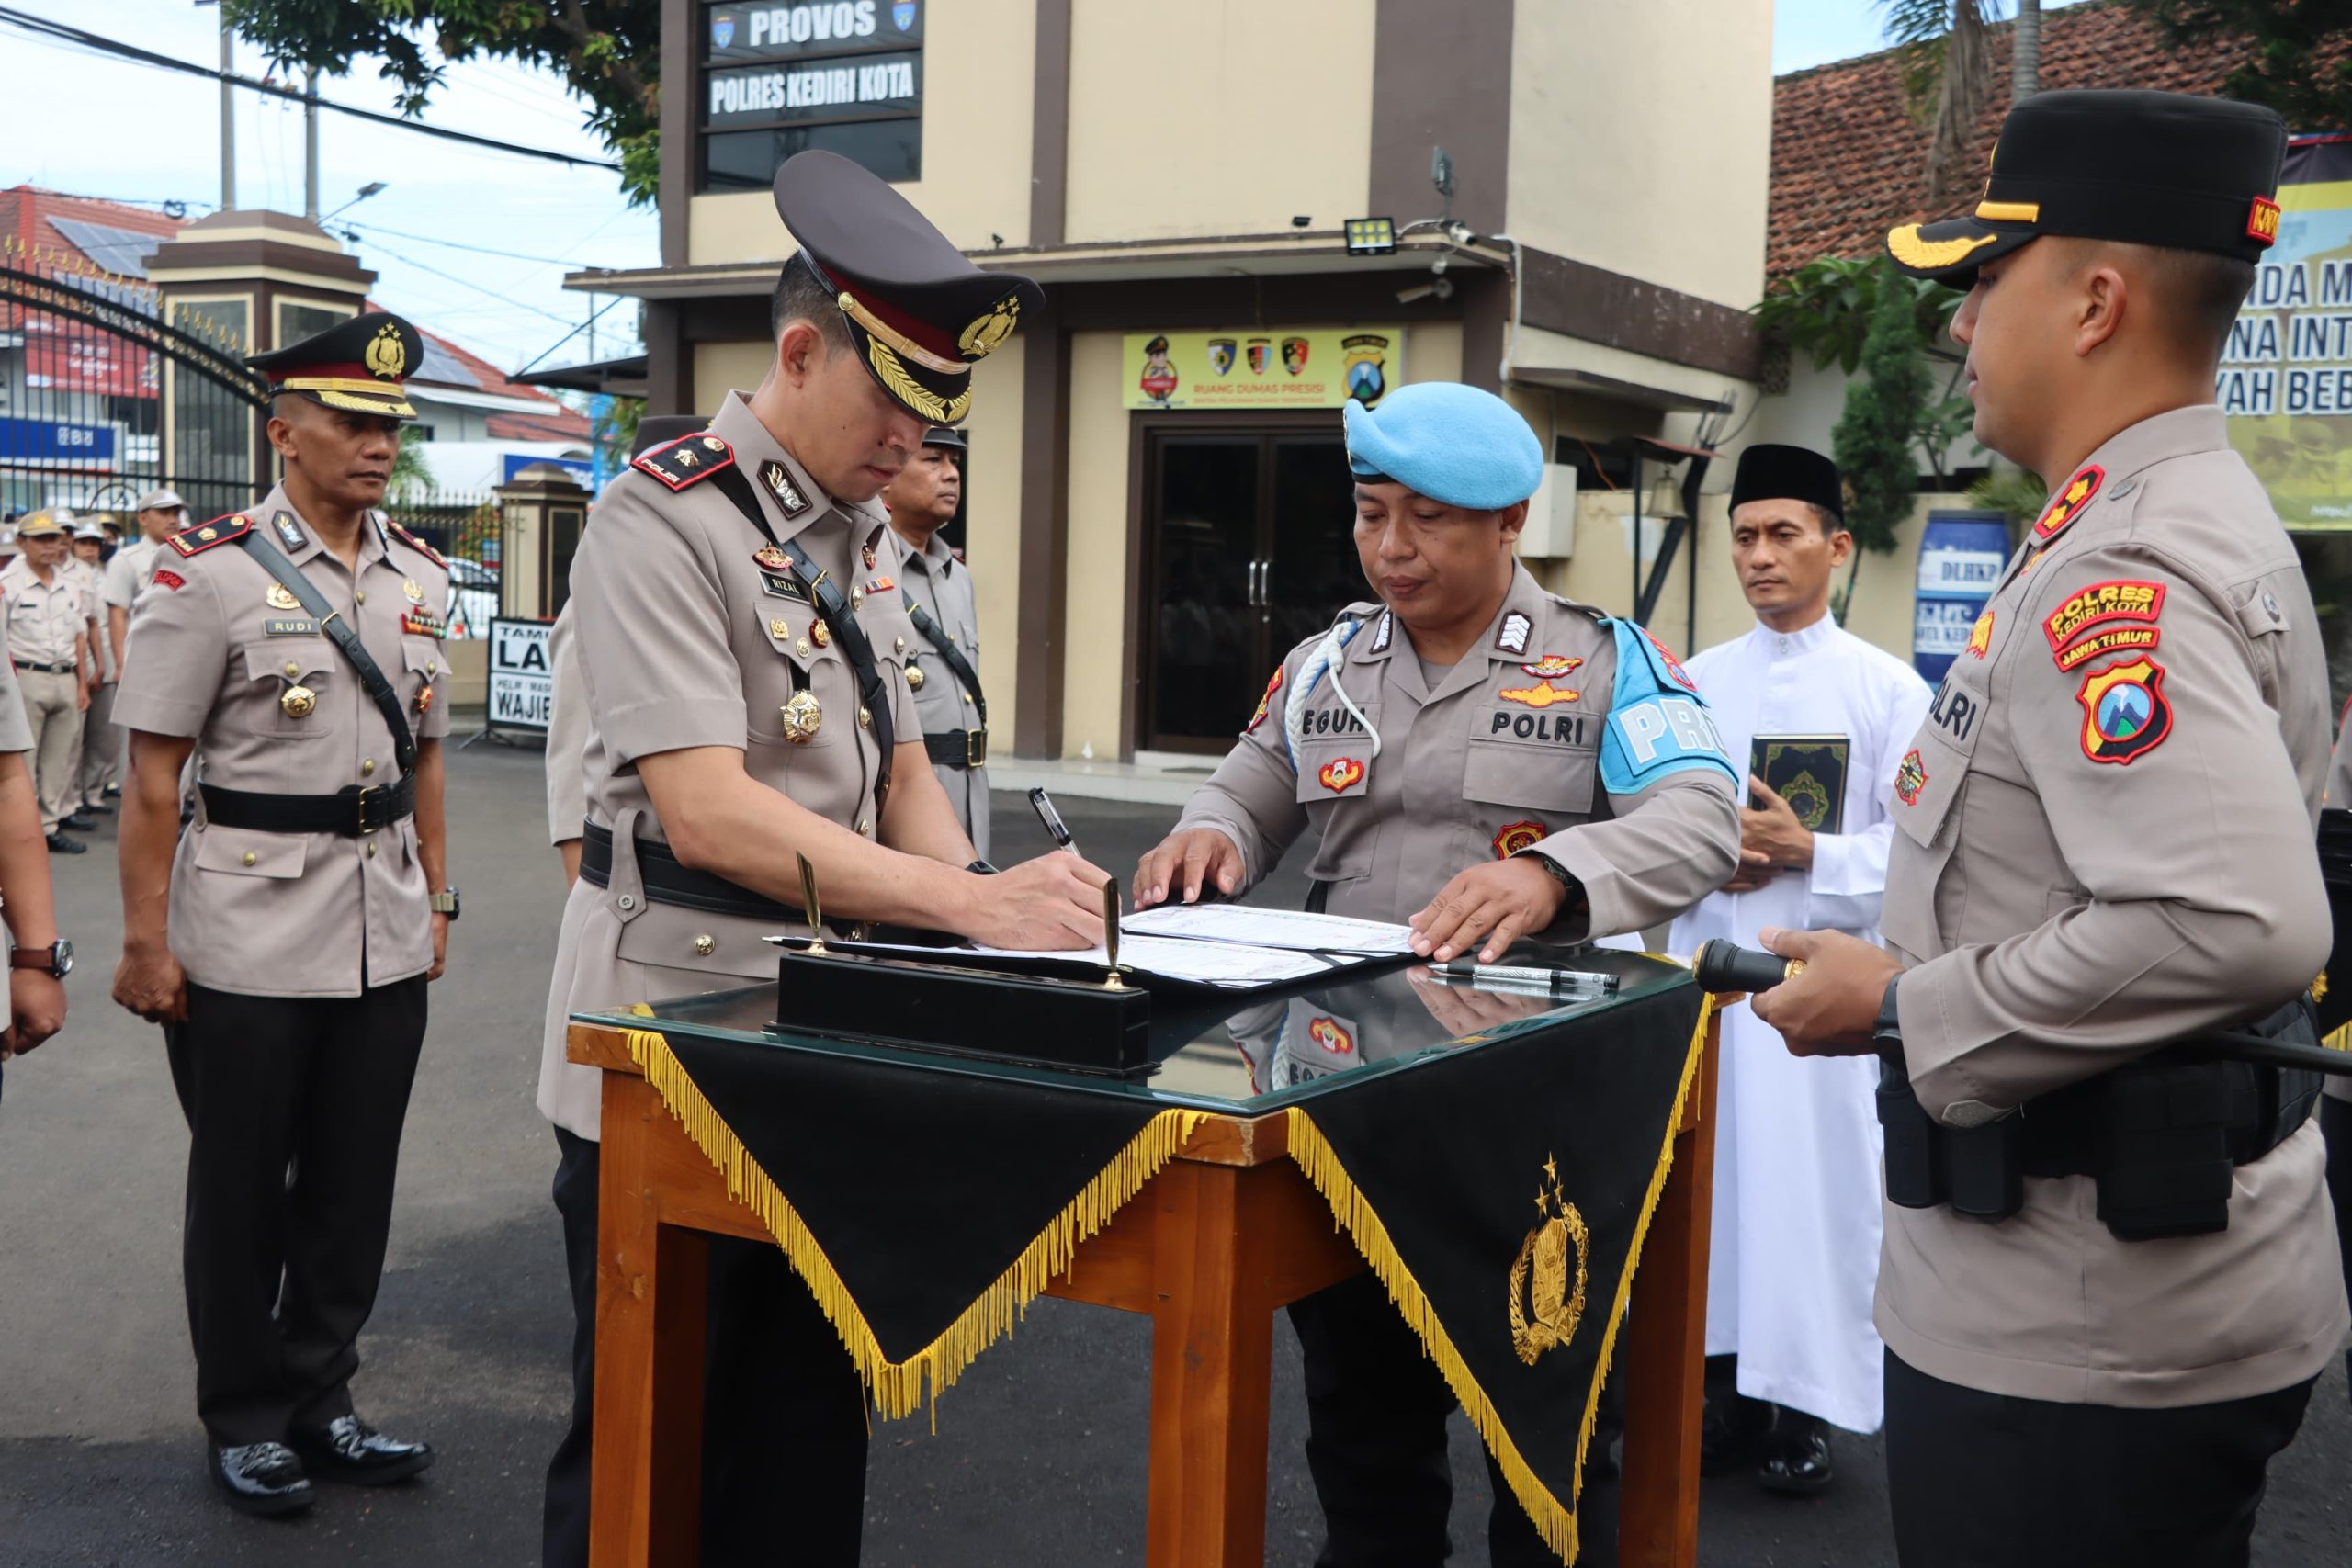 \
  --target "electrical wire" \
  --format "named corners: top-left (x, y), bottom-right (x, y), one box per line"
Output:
top-left (0, 5), bottom-right (621, 172)
top-left (356, 235), bottom-right (578, 326)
